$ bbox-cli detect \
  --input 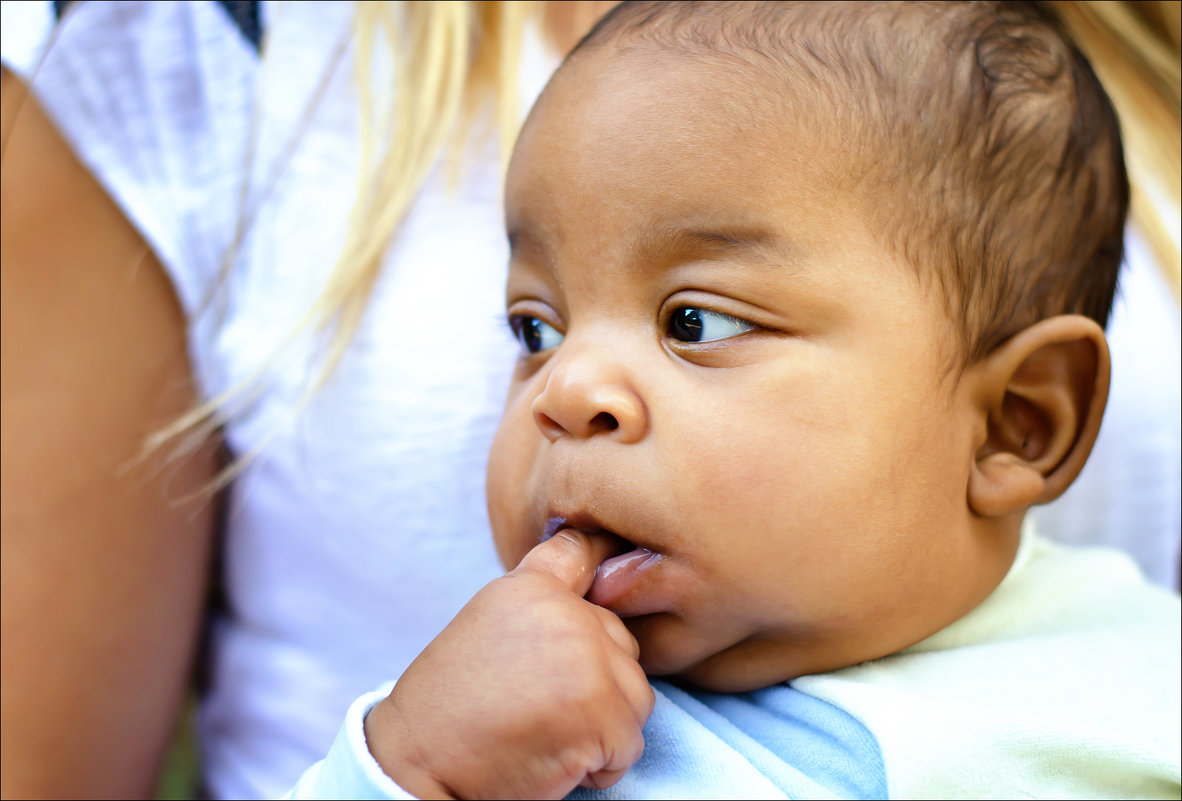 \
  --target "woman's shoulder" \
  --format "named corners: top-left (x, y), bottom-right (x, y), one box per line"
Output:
top-left (1, 2), bottom-right (361, 364)
top-left (2, 2), bottom-right (270, 315)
